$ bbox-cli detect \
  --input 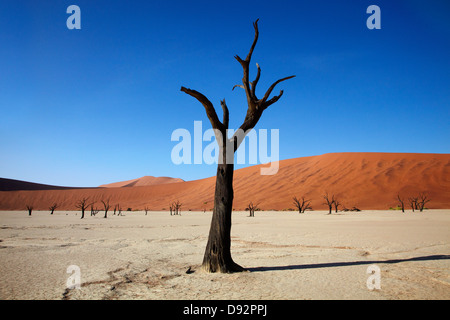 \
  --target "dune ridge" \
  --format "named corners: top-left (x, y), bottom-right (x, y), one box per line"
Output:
top-left (99, 176), bottom-right (184, 188)
top-left (0, 152), bottom-right (449, 211)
